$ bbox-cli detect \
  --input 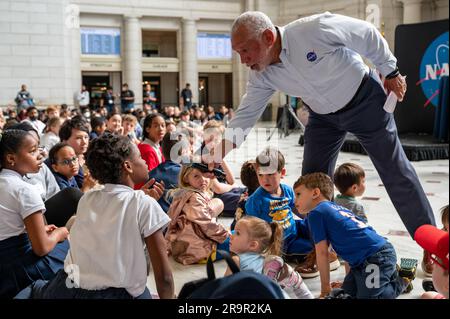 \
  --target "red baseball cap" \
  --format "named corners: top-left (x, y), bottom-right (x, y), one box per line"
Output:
top-left (414, 225), bottom-right (449, 271)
